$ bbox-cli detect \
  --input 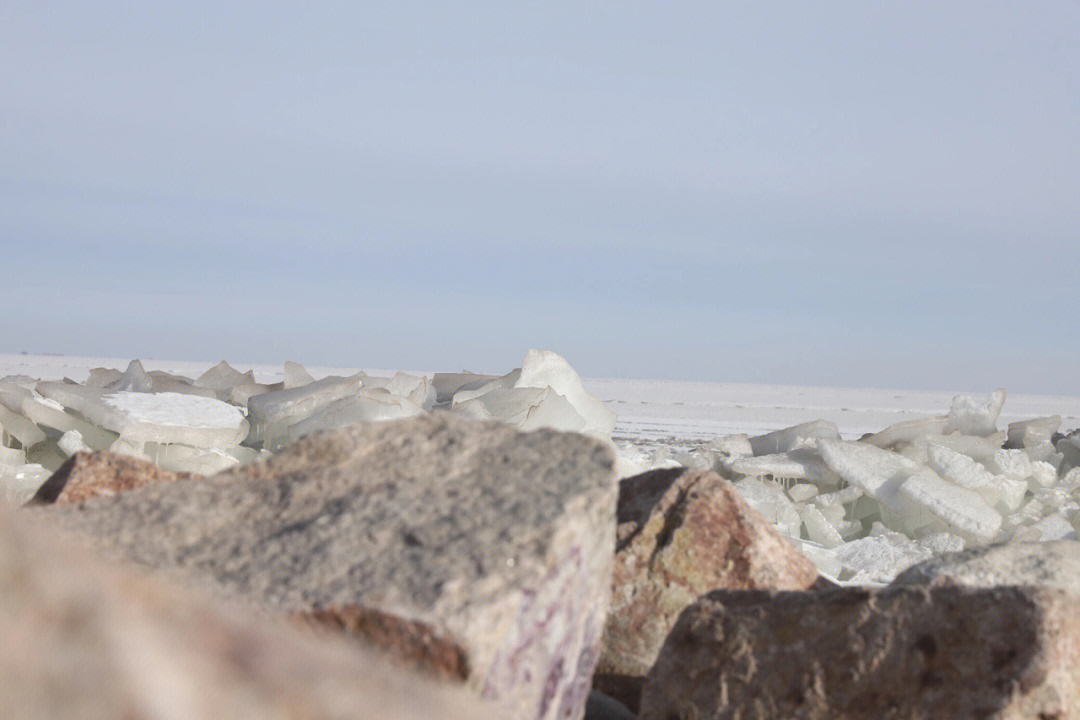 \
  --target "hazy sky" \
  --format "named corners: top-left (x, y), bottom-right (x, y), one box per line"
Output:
top-left (3, 2), bottom-right (1079, 393)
